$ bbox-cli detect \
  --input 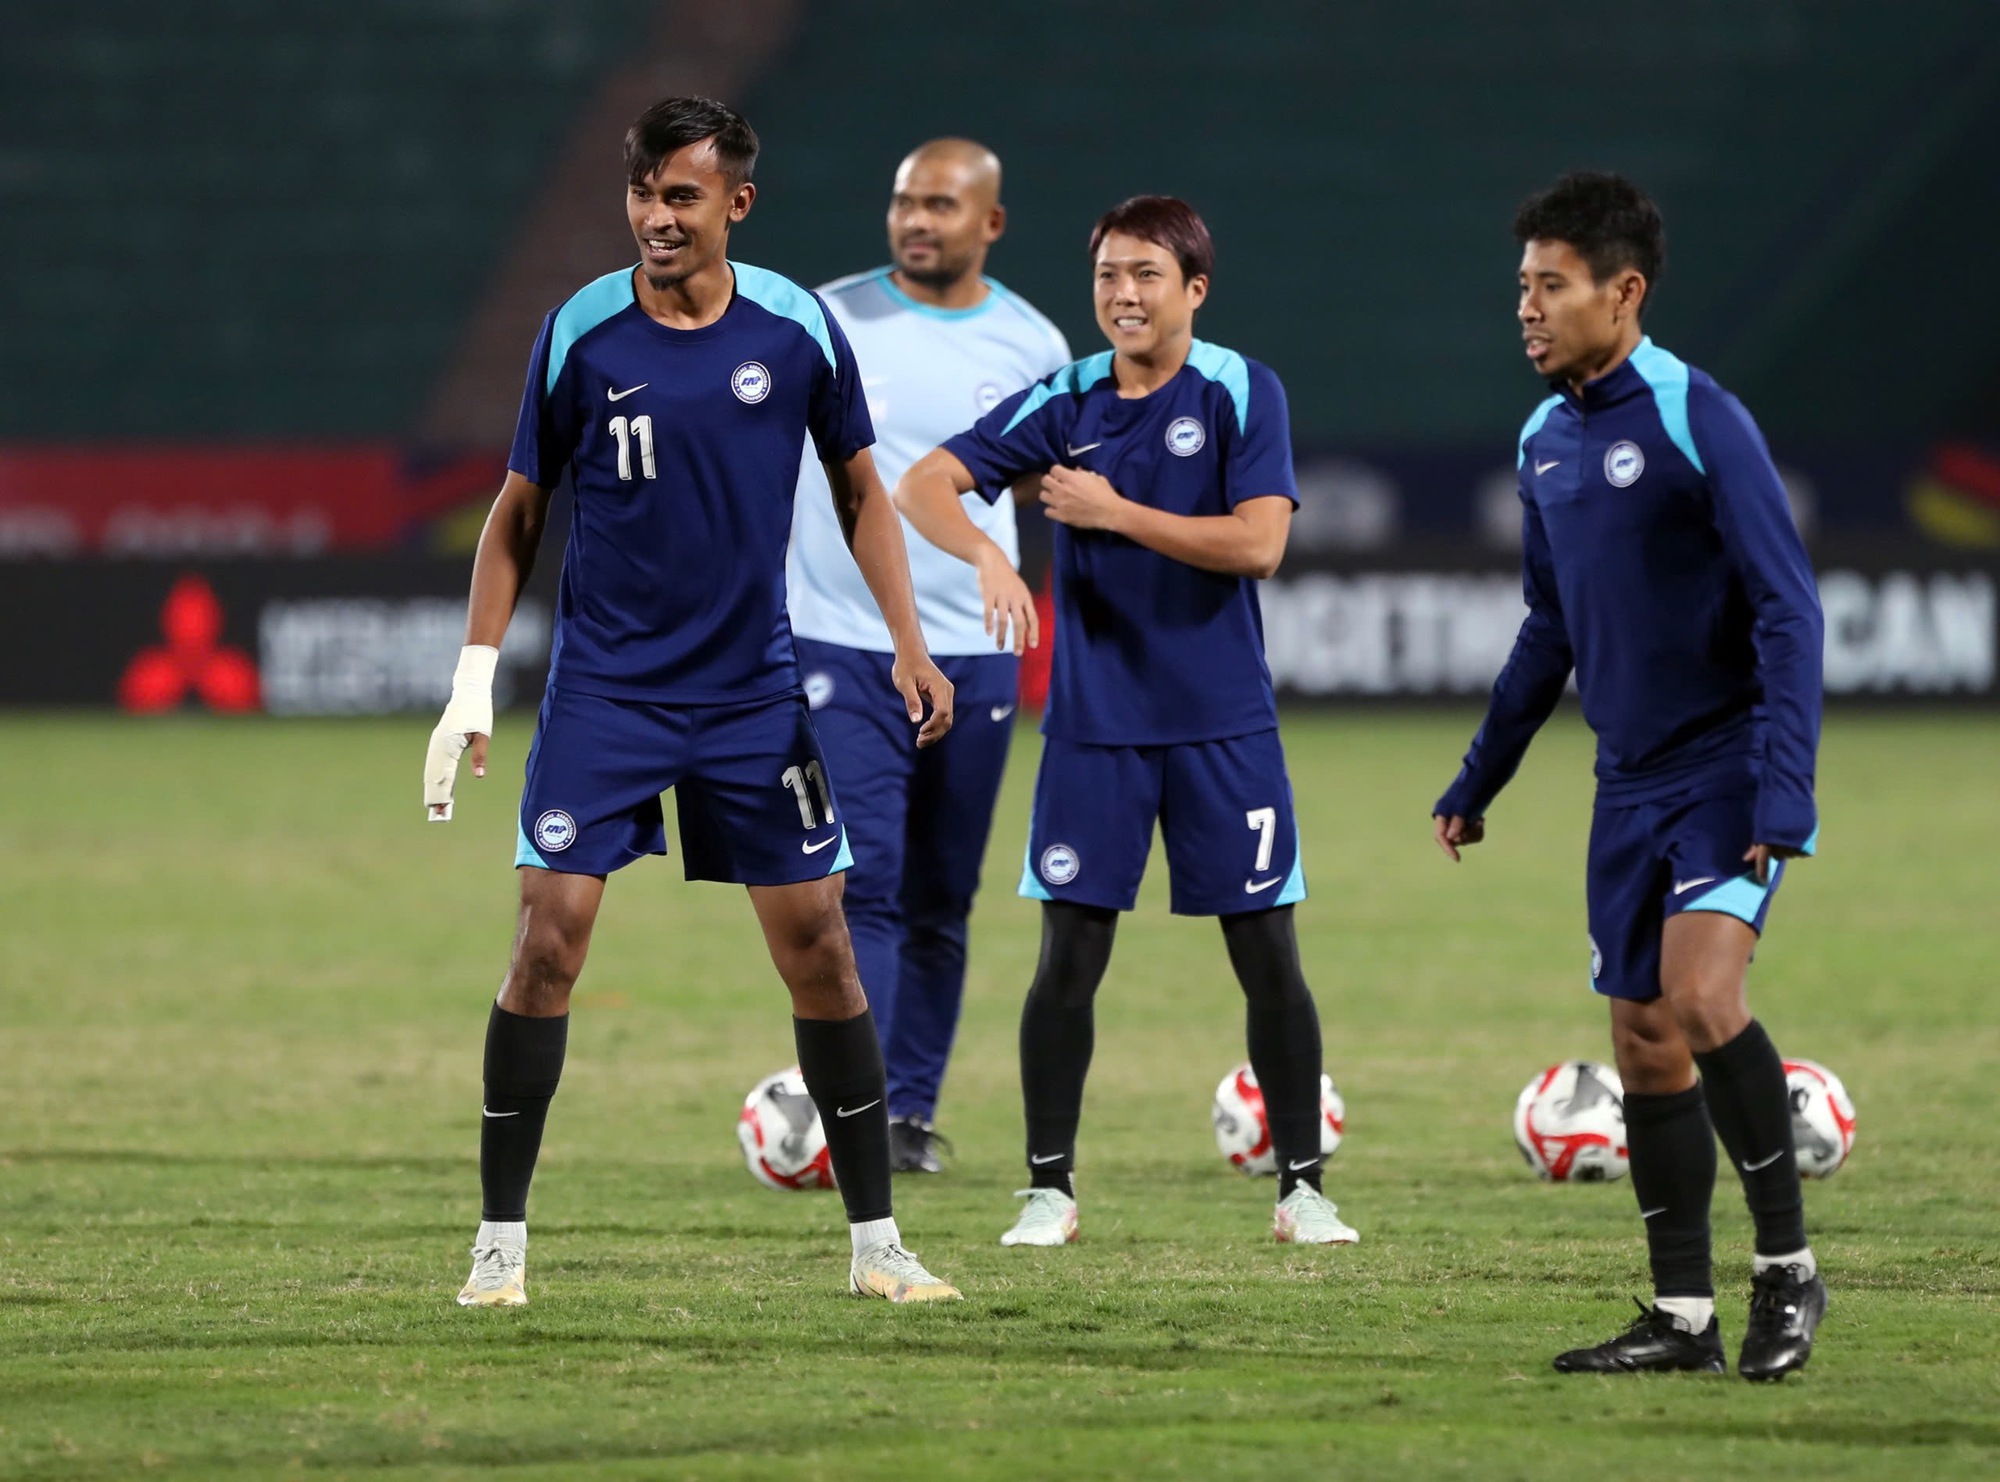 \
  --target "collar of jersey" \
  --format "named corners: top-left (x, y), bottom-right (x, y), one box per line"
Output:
top-left (1549, 335), bottom-right (1653, 409)
top-left (873, 267), bottom-right (1003, 321)
top-left (625, 264), bottom-right (748, 343)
